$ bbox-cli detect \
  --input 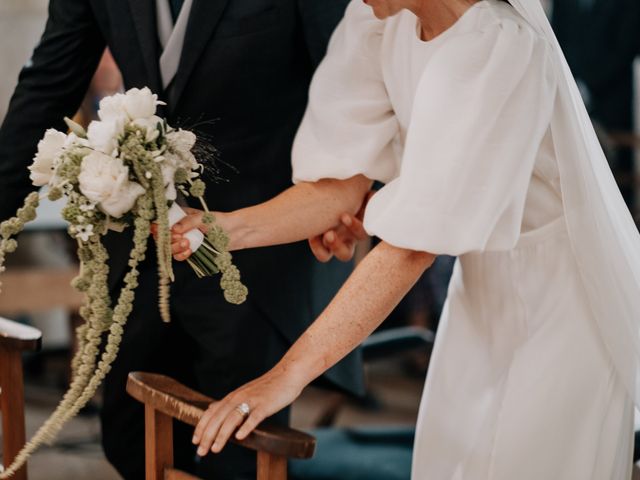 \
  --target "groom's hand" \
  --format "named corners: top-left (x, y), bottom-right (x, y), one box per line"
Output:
top-left (309, 191), bottom-right (373, 263)
top-left (309, 213), bottom-right (368, 262)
